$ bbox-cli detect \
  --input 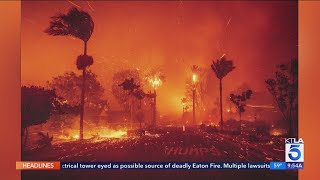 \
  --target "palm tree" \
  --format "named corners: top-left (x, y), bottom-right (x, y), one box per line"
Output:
top-left (145, 69), bottom-right (165, 127)
top-left (45, 7), bottom-right (94, 140)
top-left (211, 55), bottom-right (235, 130)
top-left (118, 78), bottom-right (140, 125)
